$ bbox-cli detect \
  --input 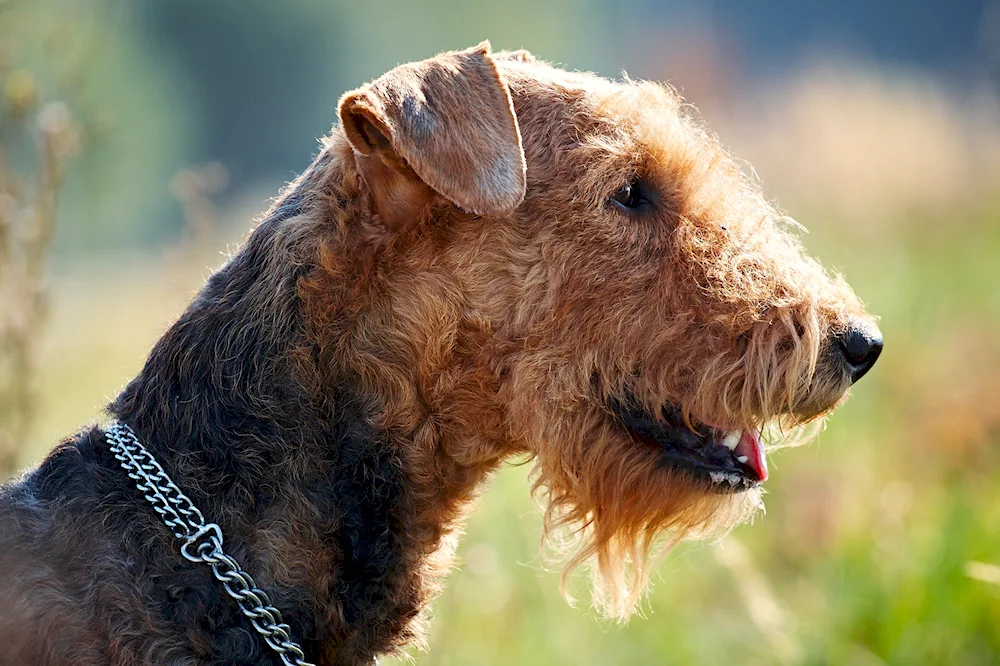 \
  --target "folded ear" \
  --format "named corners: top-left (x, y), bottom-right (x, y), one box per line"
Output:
top-left (339, 42), bottom-right (526, 225)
